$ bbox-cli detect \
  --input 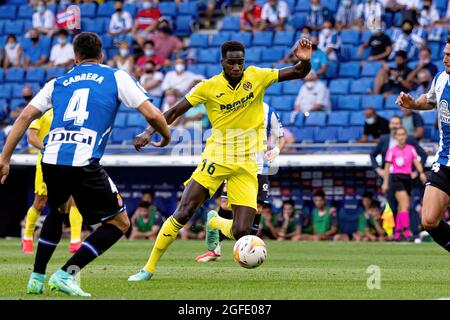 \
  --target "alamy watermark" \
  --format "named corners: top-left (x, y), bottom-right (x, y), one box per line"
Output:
top-left (366, 265), bottom-right (381, 290)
